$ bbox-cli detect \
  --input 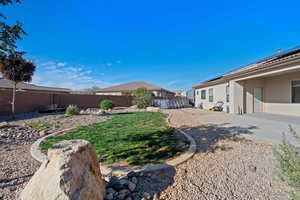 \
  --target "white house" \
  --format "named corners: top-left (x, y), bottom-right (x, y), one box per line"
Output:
top-left (193, 47), bottom-right (300, 116)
